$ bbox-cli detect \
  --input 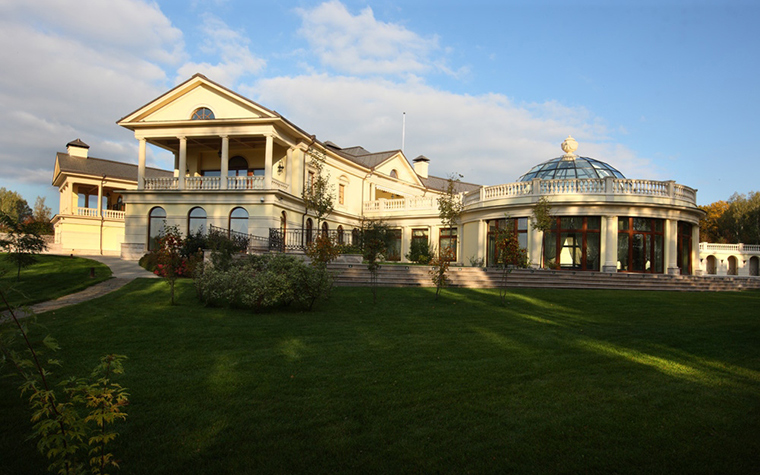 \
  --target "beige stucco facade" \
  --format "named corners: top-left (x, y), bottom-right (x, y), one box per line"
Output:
top-left (55, 74), bottom-right (707, 275)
